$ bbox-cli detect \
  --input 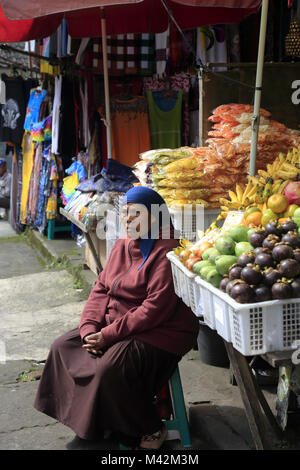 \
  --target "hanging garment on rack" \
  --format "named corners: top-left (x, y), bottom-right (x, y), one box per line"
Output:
top-left (0, 75), bottom-right (27, 146)
top-left (155, 27), bottom-right (170, 77)
top-left (46, 154), bottom-right (59, 220)
top-left (147, 91), bottom-right (182, 149)
top-left (51, 75), bottom-right (62, 155)
top-left (196, 25), bottom-right (227, 72)
top-left (20, 132), bottom-right (35, 224)
top-left (58, 76), bottom-right (76, 169)
top-left (125, 34), bottom-right (139, 74)
top-left (27, 142), bottom-right (42, 224)
top-left (139, 34), bottom-right (155, 75)
top-left (110, 96), bottom-right (151, 167)
top-left (144, 73), bottom-right (190, 145)
top-left (34, 146), bottom-right (52, 232)
top-left (24, 88), bottom-right (47, 131)
top-left (93, 35), bottom-right (126, 76)
top-left (79, 78), bottom-right (90, 149)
